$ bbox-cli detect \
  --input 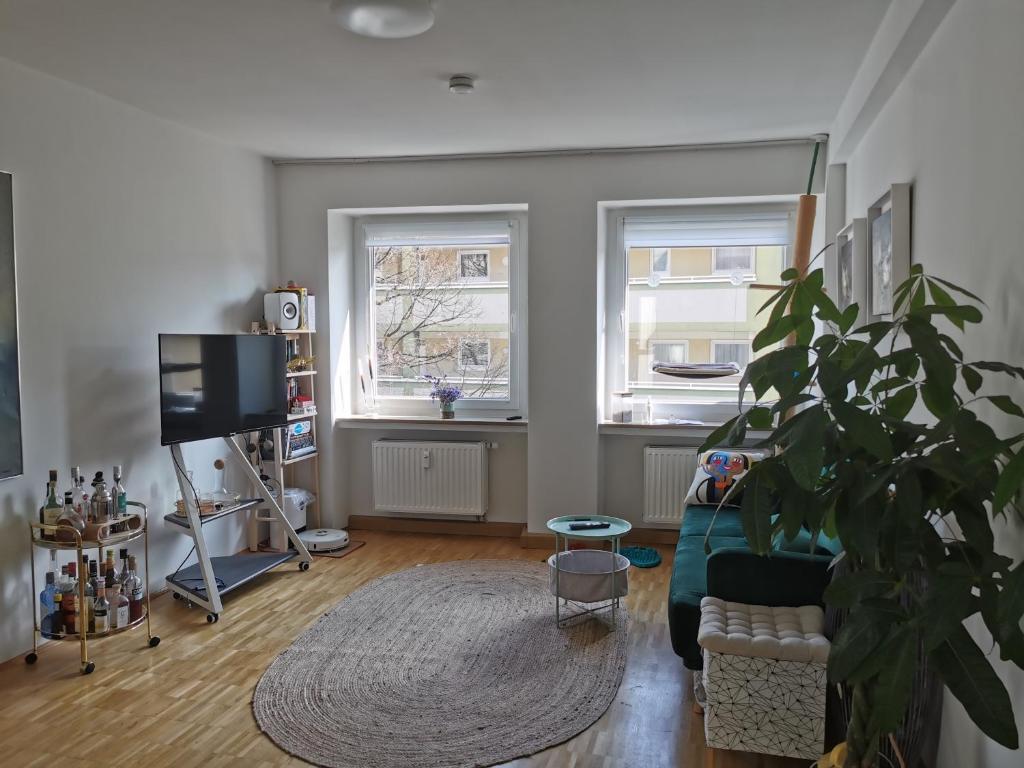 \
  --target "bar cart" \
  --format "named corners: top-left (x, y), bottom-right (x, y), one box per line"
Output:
top-left (26, 501), bottom-right (160, 674)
